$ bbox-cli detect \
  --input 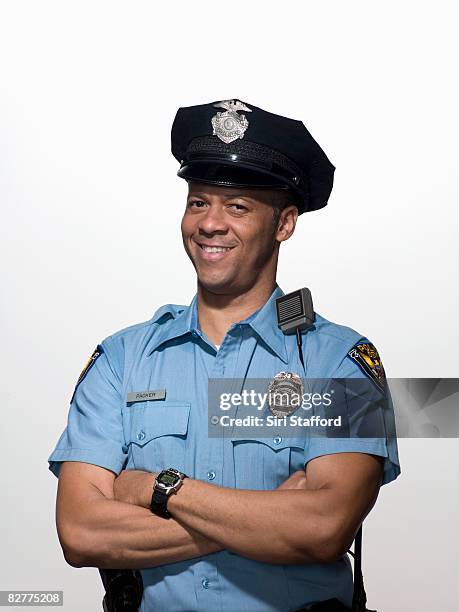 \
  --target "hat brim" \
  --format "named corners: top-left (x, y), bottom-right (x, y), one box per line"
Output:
top-left (177, 159), bottom-right (307, 212)
top-left (178, 159), bottom-right (291, 188)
